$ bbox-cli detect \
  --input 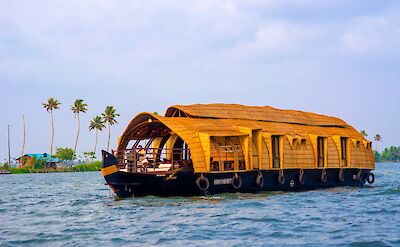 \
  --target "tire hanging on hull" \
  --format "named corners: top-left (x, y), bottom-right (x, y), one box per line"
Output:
top-left (196, 175), bottom-right (210, 191)
top-left (321, 169), bottom-right (327, 183)
top-left (278, 170), bottom-right (285, 185)
top-left (298, 169), bottom-right (305, 185)
top-left (232, 174), bottom-right (242, 189)
top-left (256, 171), bottom-right (264, 187)
top-left (338, 168), bottom-right (344, 182)
top-left (354, 169), bottom-right (363, 181)
top-left (367, 172), bottom-right (375, 184)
